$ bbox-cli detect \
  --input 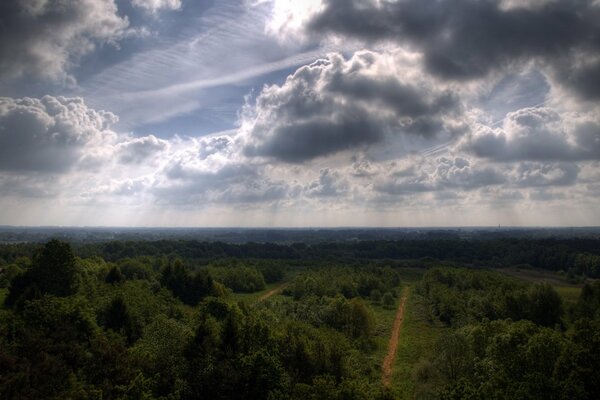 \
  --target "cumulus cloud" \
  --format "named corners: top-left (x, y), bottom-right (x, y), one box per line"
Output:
top-left (199, 136), bottom-right (232, 160)
top-left (131, 0), bottom-right (182, 13)
top-left (290, 0), bottom-right (600, 100)
top-left (0, 0), bottom-right (130, 82)
top-left (240, 51), bottom-right (463, 163)
top-left (374, 157), bottom-right (505, 195)
top-left (460, 107), bottom-right (600, 161)
top-left (116, 134), bottom-right (169, 164)
top-left (0, 96), bottom-right (118, 172)
top-left (156, 158), bottom-right (290, 205)
top-left (305, 169), bottom-right (348, 197)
